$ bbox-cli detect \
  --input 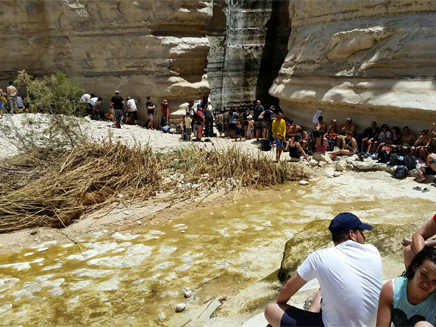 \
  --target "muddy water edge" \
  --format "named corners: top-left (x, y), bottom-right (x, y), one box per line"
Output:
top-left (0, 180), bottom-right (433, 326)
